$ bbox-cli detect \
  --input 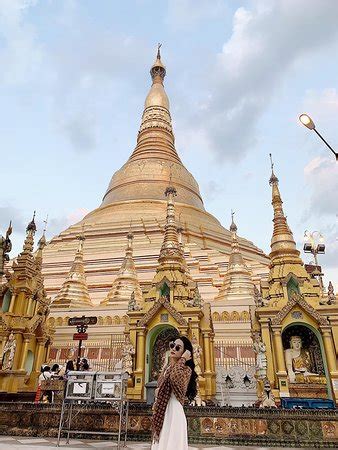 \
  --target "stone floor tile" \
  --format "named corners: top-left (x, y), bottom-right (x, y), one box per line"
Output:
top-left (17, 439), bottom-right (50, 444)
